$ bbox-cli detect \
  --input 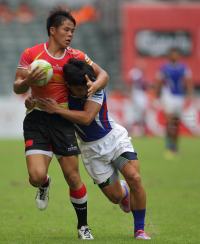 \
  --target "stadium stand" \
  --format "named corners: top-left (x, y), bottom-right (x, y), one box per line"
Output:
top-left (0, 1), bottom-right (120, 96)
